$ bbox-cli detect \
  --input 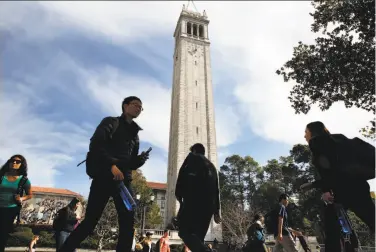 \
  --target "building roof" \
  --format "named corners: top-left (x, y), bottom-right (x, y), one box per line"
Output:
top-left (32, 186), bottom-right (81, 197)
top-left (147, 182), bottom-right (167, 190)
top-left (31, 182), bottom-right (166, 198)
